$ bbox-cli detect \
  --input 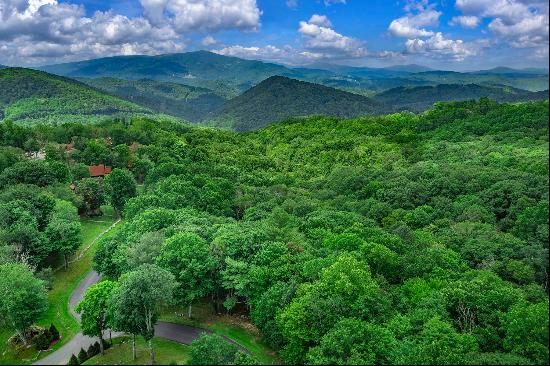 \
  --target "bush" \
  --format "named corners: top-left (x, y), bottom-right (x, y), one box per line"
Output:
top-left (36, 267), bottom-right (54, 290)
top-left (33, 330), bottom-right (51, 350)
top-left (102, 338), bottom-right (111, 350)
top-left (68, 354), bottom-right (79, 365)
top-left (49, 324), bottom-right (60, 341)
top-left (87, 342), bottom-right (100, 357)
top-left (78, 348), bottom-right (88, 363)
